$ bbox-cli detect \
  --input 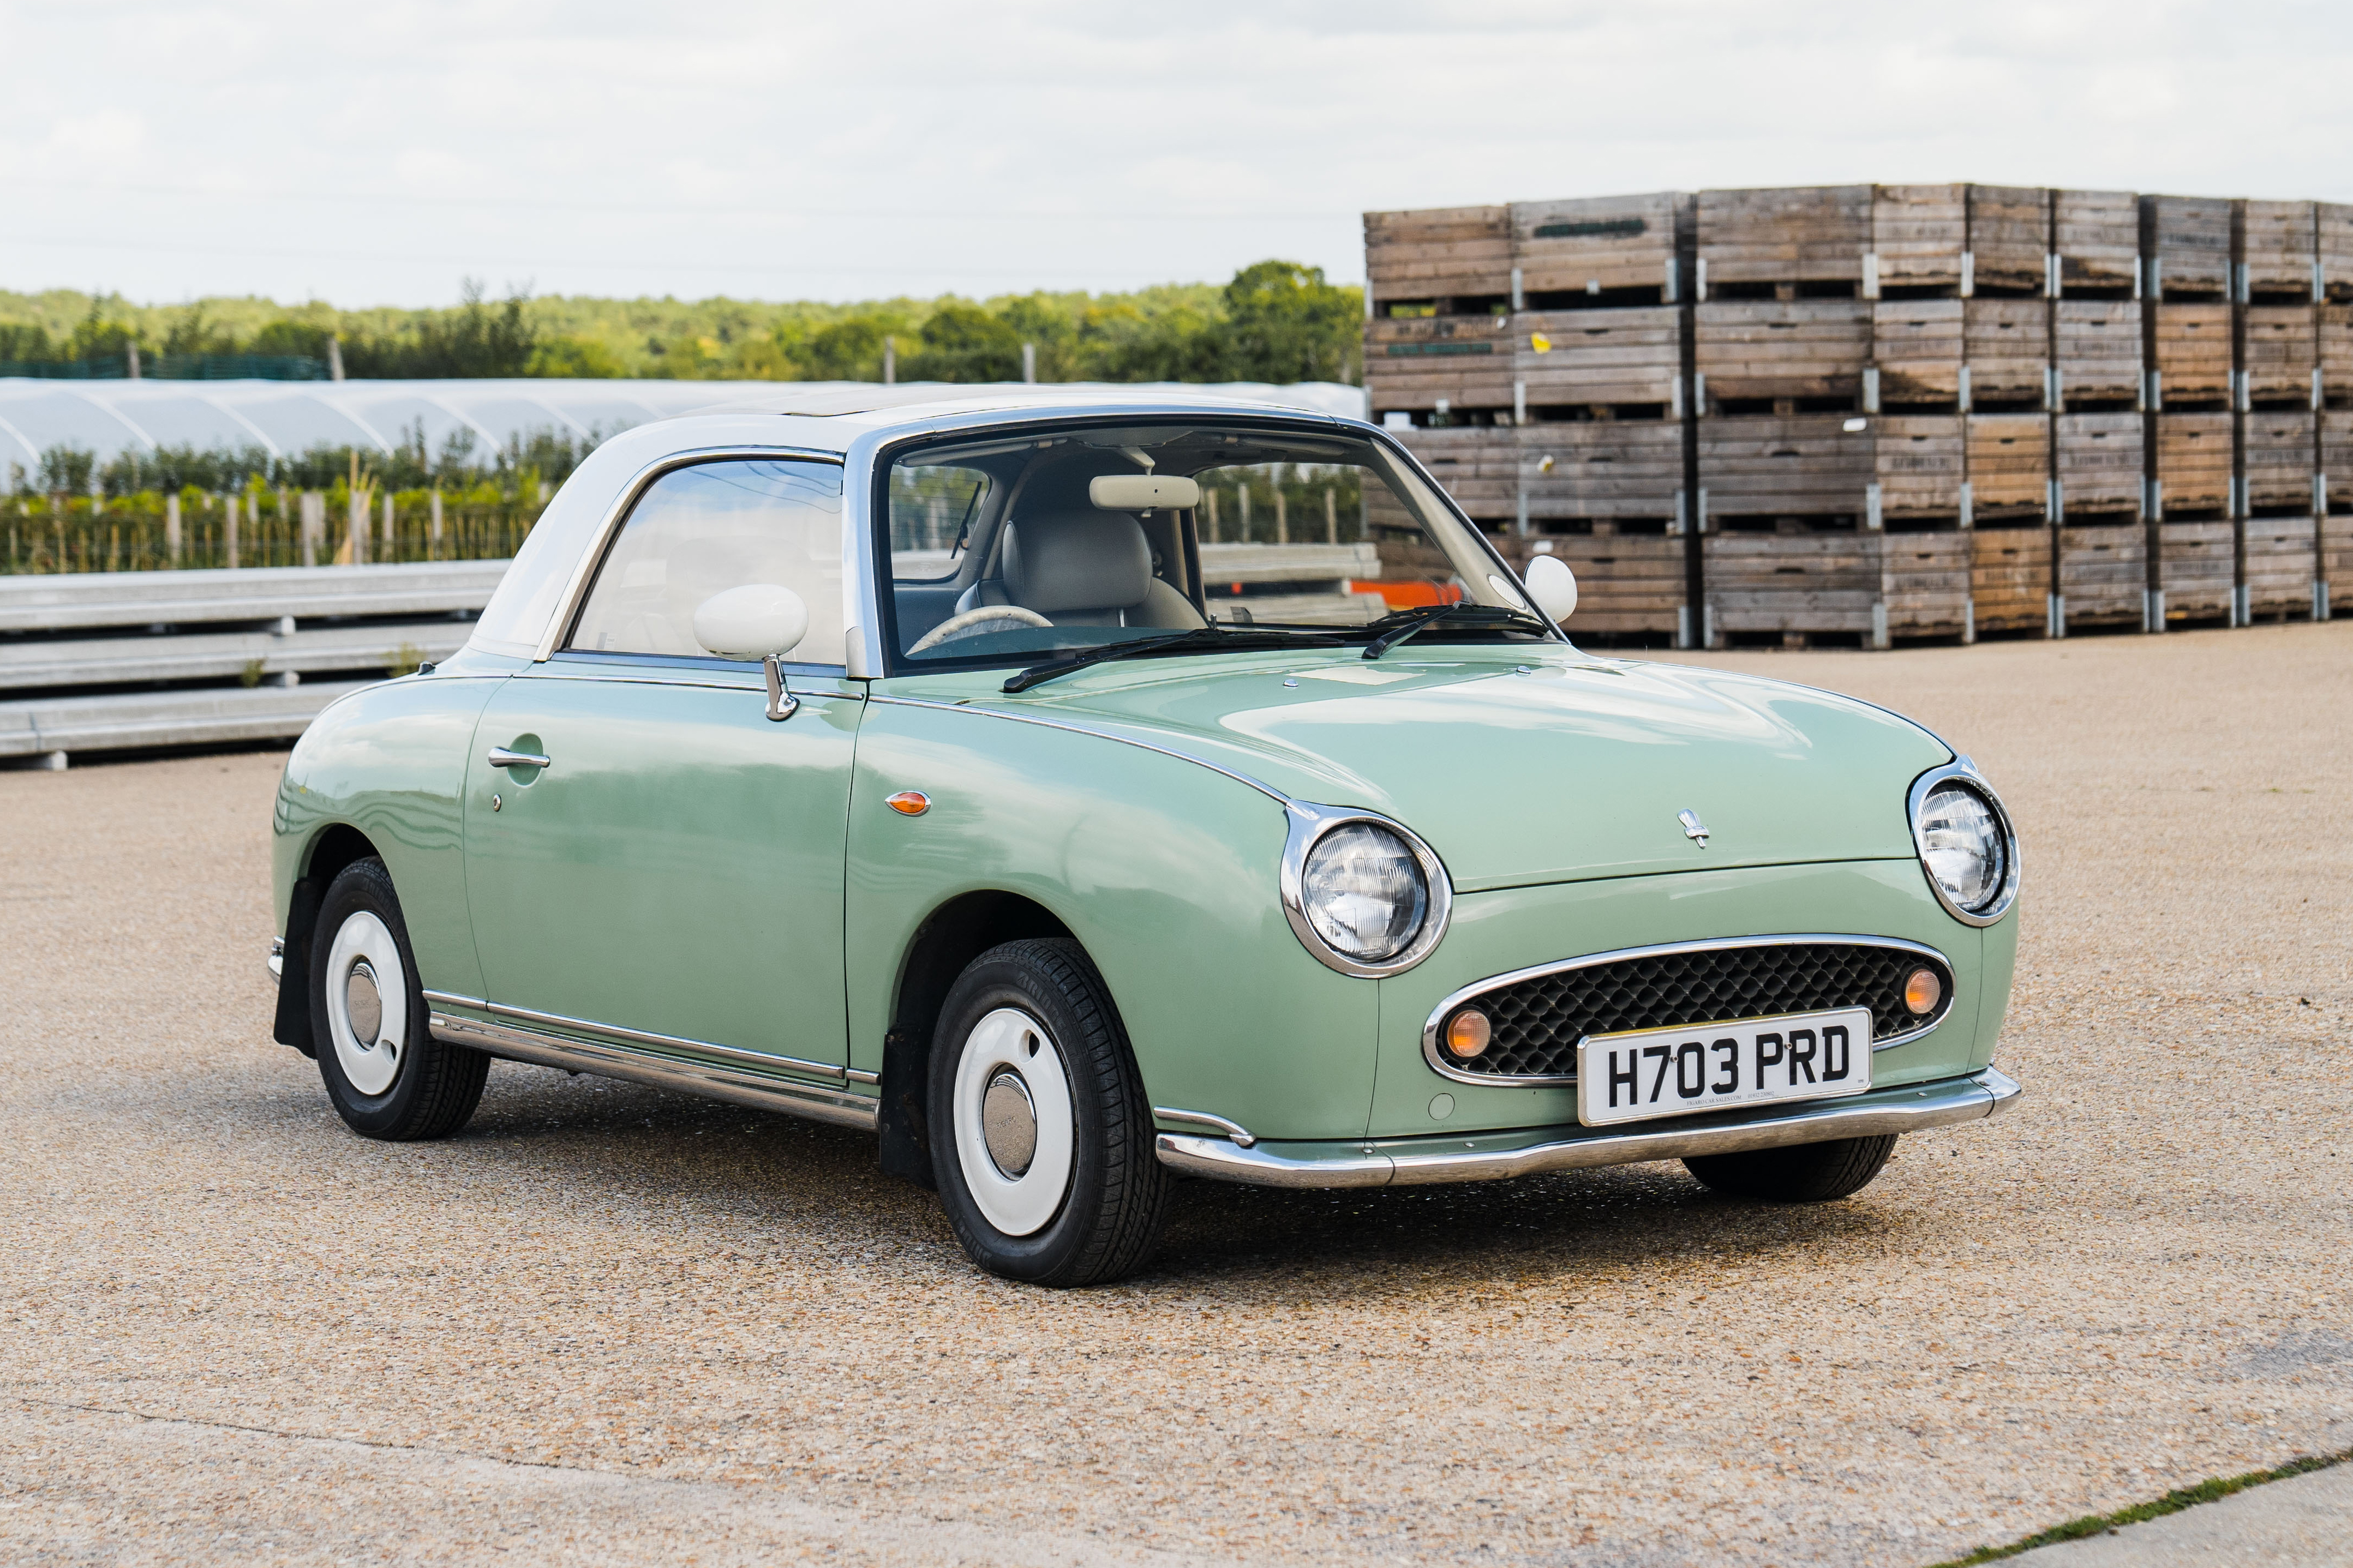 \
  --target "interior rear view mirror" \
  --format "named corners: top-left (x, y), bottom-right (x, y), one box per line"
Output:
top-left (1090, 474), bottom-right (1202, 513)
top-left (1523, 554), bottom-right (1578, 626)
